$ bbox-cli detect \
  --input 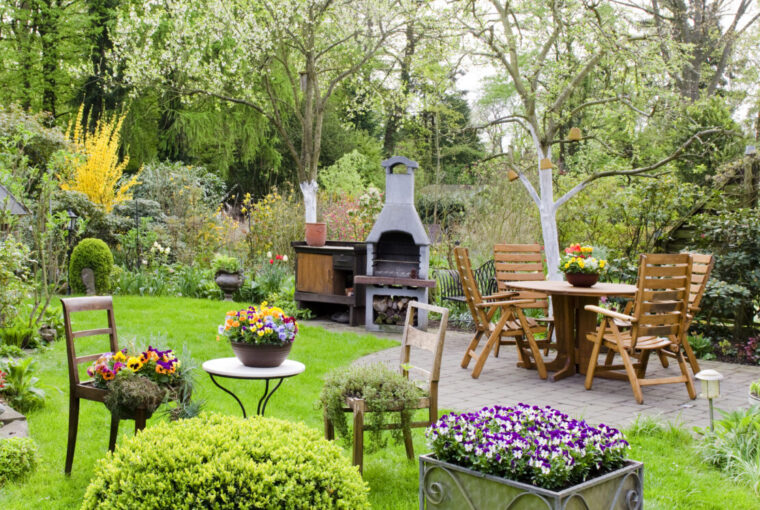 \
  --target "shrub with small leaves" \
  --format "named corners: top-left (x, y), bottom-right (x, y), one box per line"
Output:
top-left (69, 238), bottom-right (114, 294)
top-left (0, 437), bottom-right (37, 487)
top-left (81, 413), bottom-right (369, 509)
